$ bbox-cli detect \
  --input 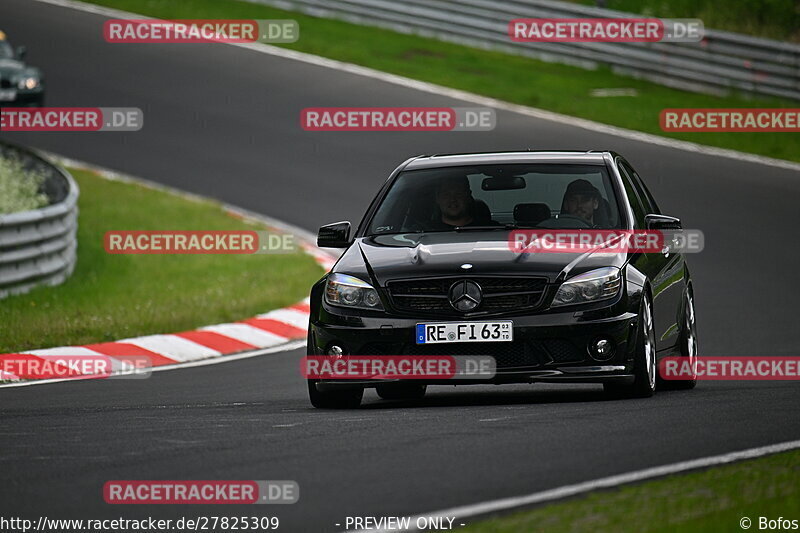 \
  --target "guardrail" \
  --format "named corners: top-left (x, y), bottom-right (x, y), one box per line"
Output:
top-left (255, 0), bottom-right (800, 101)
top-left (0, 141), bottom-right (78, 299)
